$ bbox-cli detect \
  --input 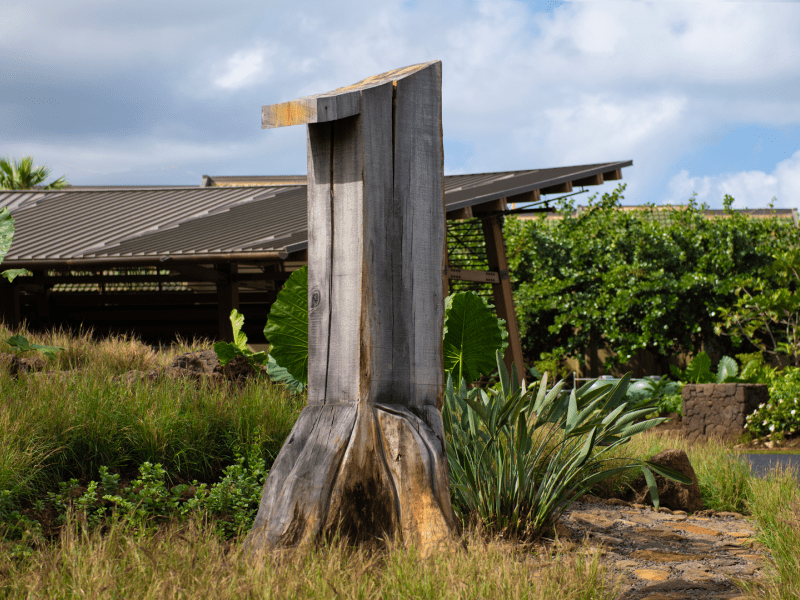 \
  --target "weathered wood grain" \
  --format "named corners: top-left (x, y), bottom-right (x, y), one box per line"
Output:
top-left (249, 60), bottom-right (455, 554)
top-left (306, 122), bottom-right (333, 405)
top-left (262, 61), bottom-right (440, 129)
top-left (394, 61), bottom-right (445, 412)
top-left (359, 81), bottom-right (397, 404)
